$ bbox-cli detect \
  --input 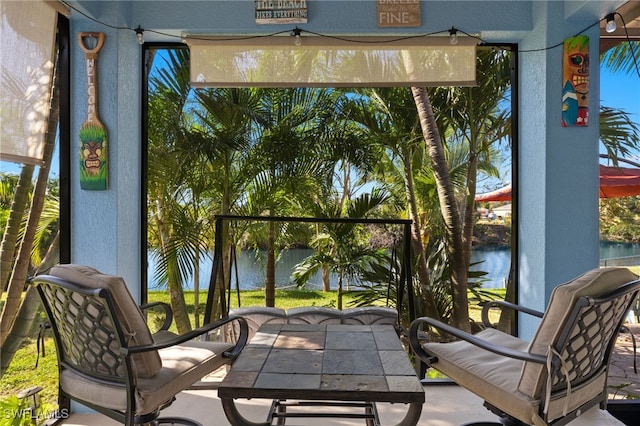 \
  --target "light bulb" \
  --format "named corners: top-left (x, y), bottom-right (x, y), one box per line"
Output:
top-left (449, 27), bottom-right (458, 45)
top-left (292, 27), bottom-right (302, 47)
top-left (605, 14), bottom-right (617, 33)
top-left (135, 26), bottom-right (144, 45)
